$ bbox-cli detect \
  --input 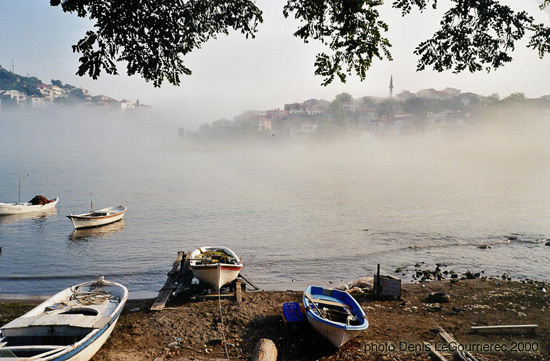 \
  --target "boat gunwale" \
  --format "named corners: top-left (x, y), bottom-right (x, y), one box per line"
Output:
top-left (190, 264), bottom-right (243, 270)
top-left (0, 197), bottom-right (59, 207)
top-left (67, 208), bottom-right (126, 221)
top-left (67, 206), bottom-right (127, 220)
